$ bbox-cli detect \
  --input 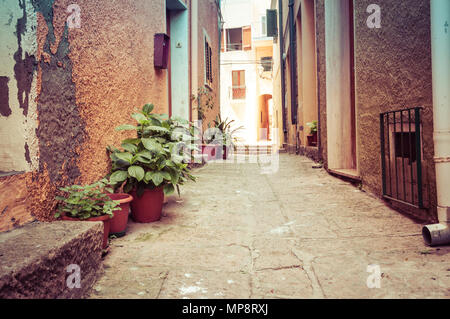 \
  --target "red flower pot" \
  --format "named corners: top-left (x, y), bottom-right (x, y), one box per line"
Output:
top-left (61, 214), bottom-right (111, 249)
top-left (307, 133), bottom-right (318, 147)
top-left (223, 145), bottom-right (230, 160)
top-left (202, 144), bottom-right (222, 161)
top-left (130, 187), bottom-right (164, 223)
top-left (107, 193), bottom-right (133, 237)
